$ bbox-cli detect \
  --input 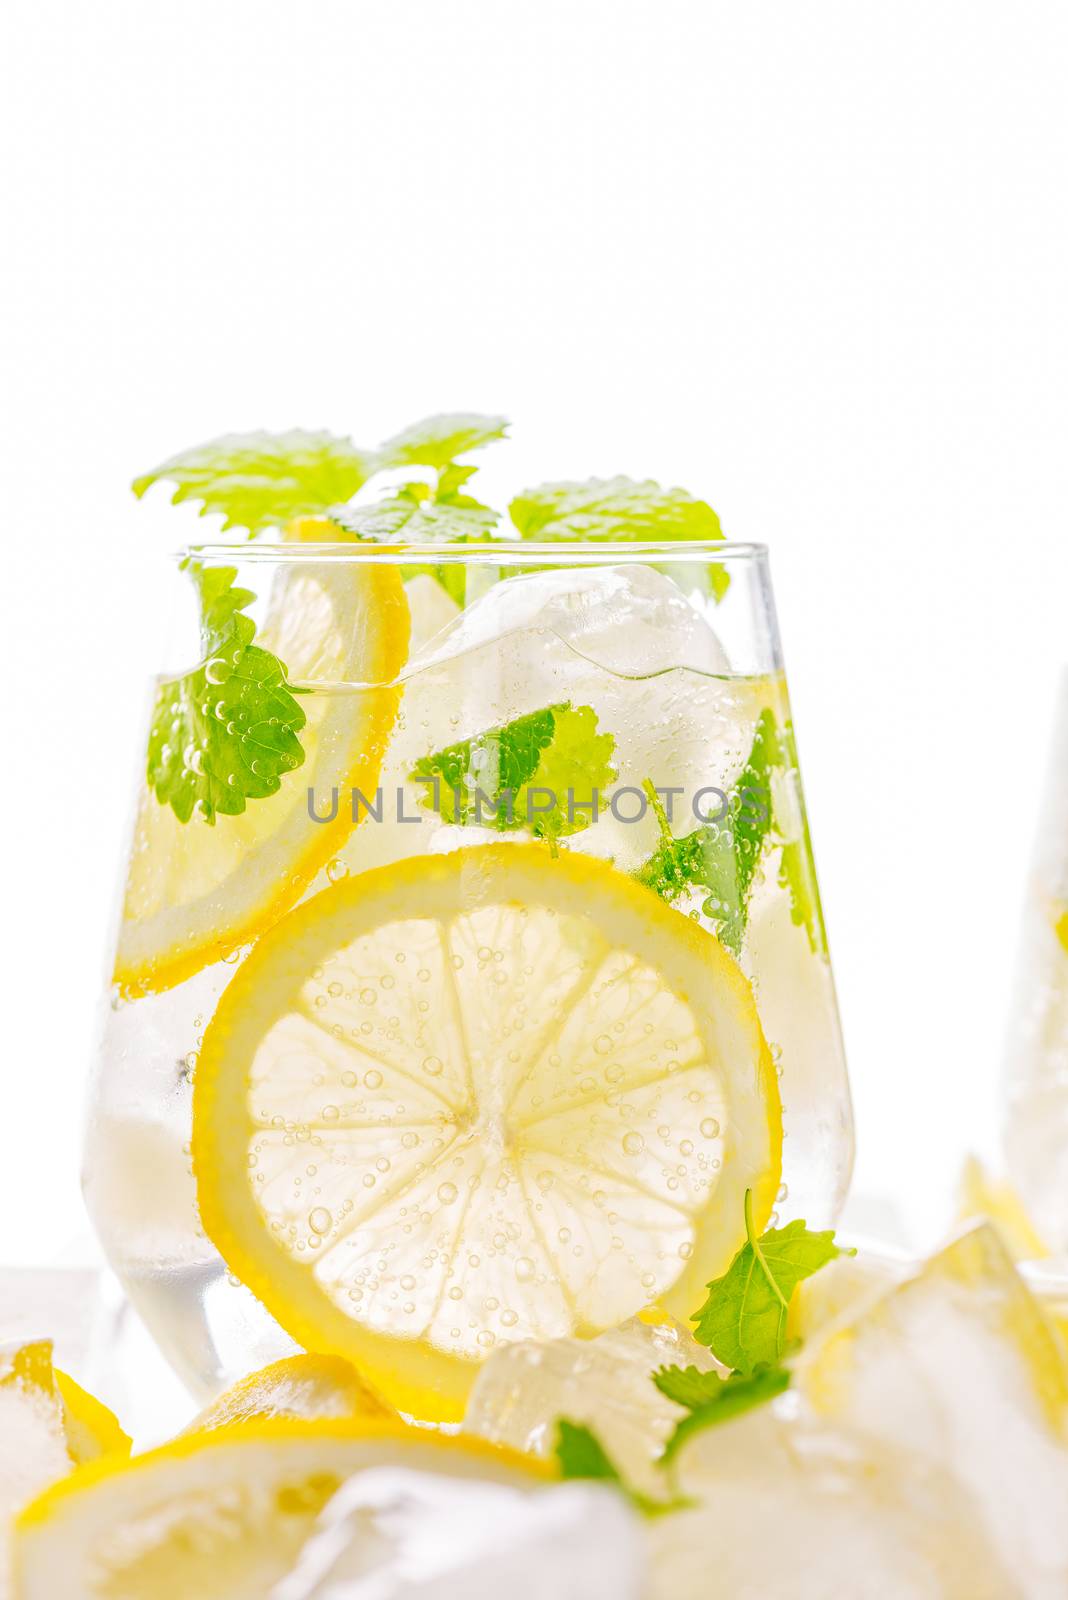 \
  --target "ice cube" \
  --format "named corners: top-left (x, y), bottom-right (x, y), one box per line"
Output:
top-left (652, 1403), bottom-right (1012, 1600)
top-left (271, 1469), bottom-right (644, 1599)
top-left (794, 1222), bottom-right (1068, 1597)
top-left (463, 1317), bottom-right (716, 1495)
top-left (338, 564), bottom-right (759, 880)
top-left (408, 564), bottom-right (730, 681)
top-left (0, 1343), bottom-right (79, 1600)
top-left (0, 1267), bottom-right (110, 1374)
